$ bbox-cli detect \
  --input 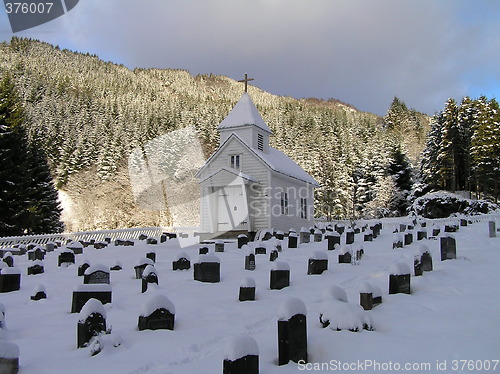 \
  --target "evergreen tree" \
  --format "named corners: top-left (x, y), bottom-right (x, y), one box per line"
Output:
top-left (0, 75), bottom-right (32, 235)
top-left (387, 144), bottom-right (413, 215)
